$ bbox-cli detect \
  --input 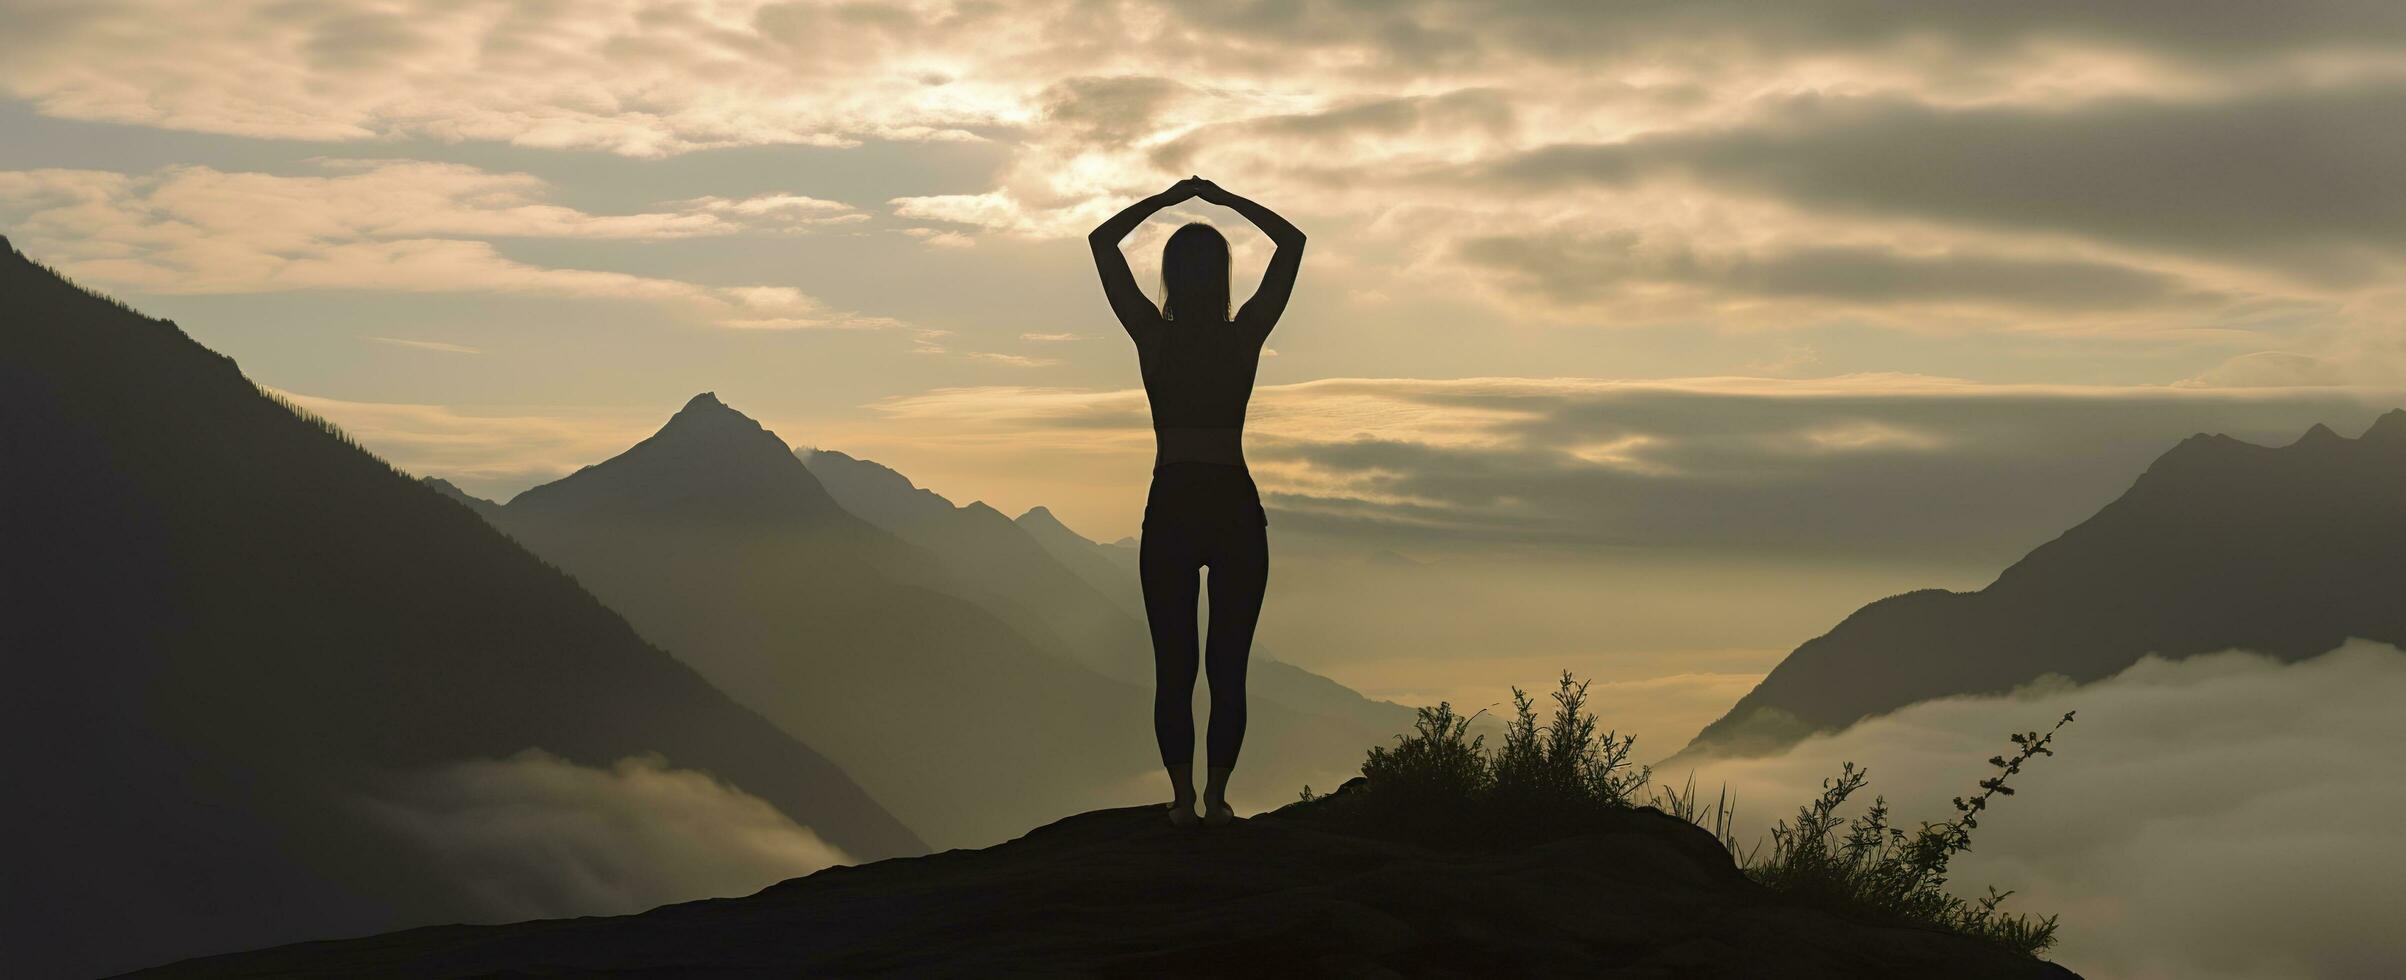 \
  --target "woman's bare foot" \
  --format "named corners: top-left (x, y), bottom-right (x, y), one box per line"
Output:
top-left (1164, 763), bottom-right (1200, 827)
top-left (1202, 765), bottom-right (1236, 826)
